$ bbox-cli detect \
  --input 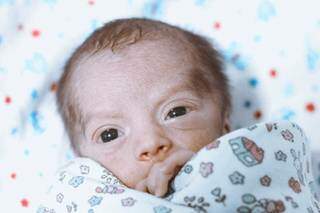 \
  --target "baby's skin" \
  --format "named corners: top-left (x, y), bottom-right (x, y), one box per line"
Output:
top-left (135, 149), bottom-right (194, 197)
top-left (74, 38), bottom-right (230, 198)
